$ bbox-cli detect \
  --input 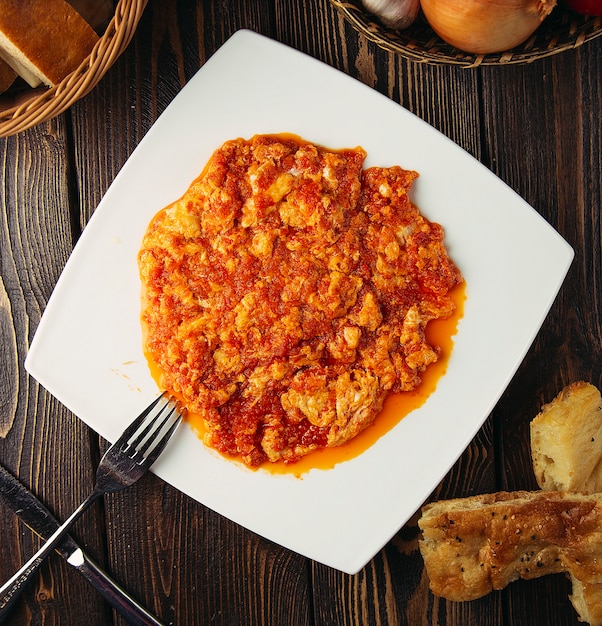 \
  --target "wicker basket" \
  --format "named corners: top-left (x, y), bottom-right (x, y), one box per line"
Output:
top-left (0, 0), bottom-right (148, 138)
top-left (330, 0), bottom-right (602, 67)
